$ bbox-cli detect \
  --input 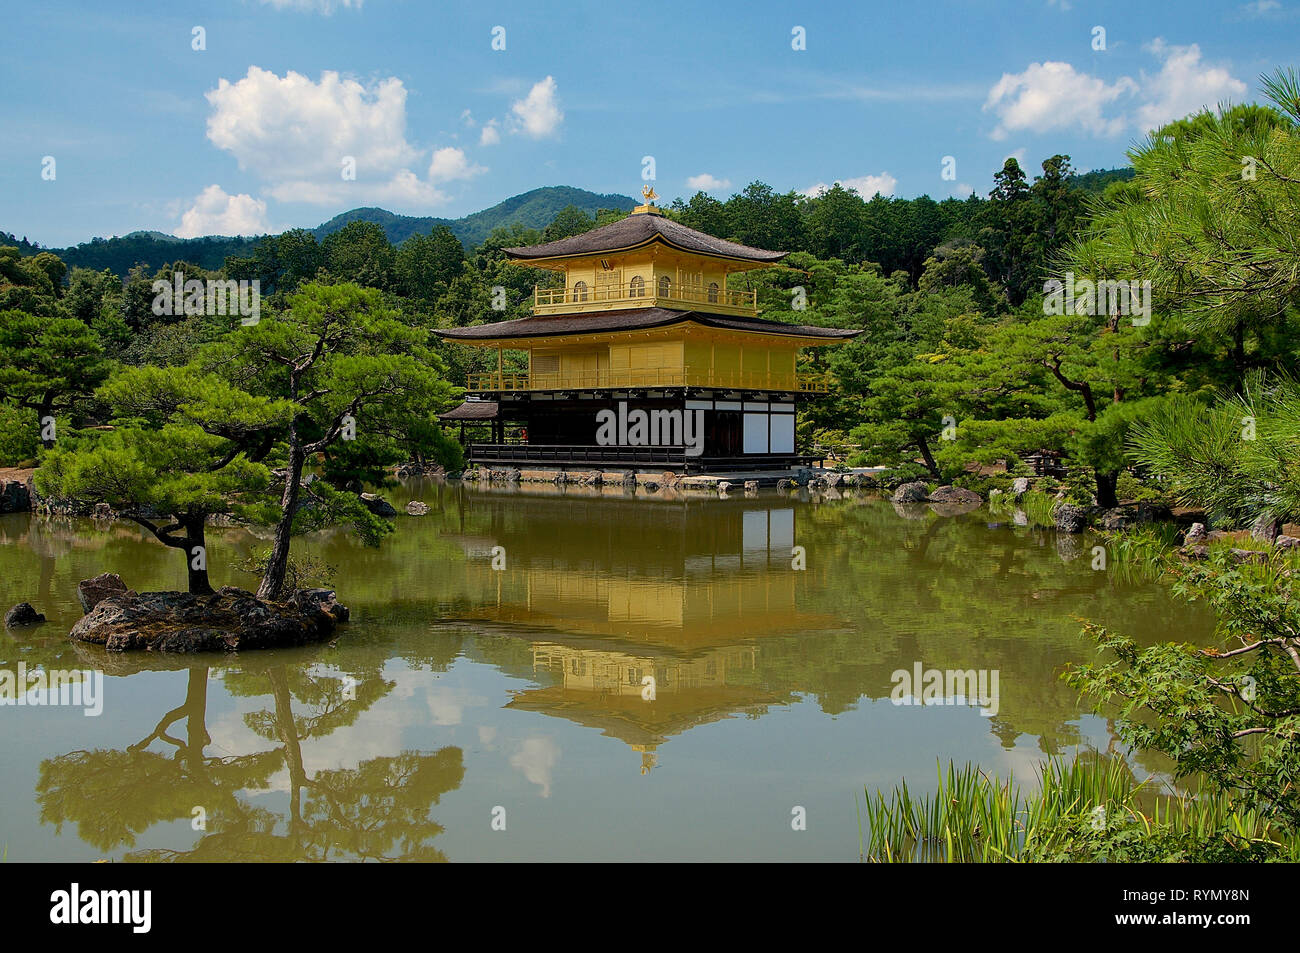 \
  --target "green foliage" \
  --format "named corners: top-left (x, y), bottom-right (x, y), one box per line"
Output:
top-left (540, 205), bottom-right (596, 242)
top-left (321, 221), bottom-right (396, 291)
top-left (1130, 373), bottom-right (1300, 528)
top-left (395, 226), bottom-right (464, 304)
top-left (0, 402), bottom-right (39, 465)
top-left (0, 308), bottom-right (110, 438)
top-left (1068, 553), bottom-right (1300, 831)
top-left (1065, 79), bottom-right (1300, 388)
